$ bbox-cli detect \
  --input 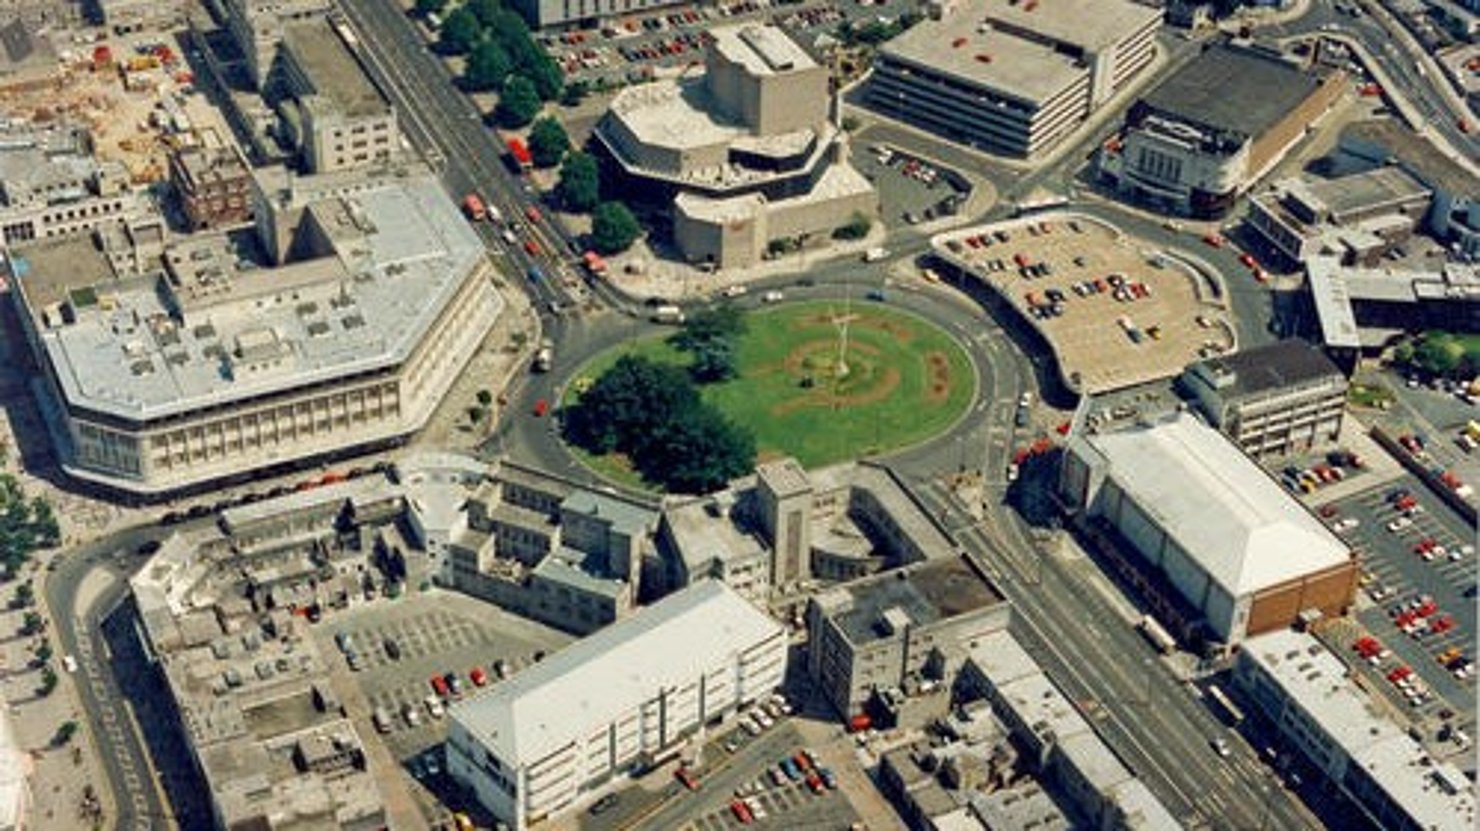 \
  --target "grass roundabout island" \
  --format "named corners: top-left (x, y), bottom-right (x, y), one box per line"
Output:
top-left (562, 300), bottom-right (977, 492)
